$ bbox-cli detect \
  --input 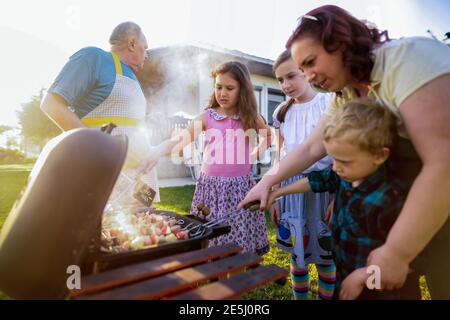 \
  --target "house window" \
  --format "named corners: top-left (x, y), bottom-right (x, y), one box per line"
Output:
top-left (253, 86), bottom-right (262, 112)
top-left (267, 89), bottom-right (285, 125)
